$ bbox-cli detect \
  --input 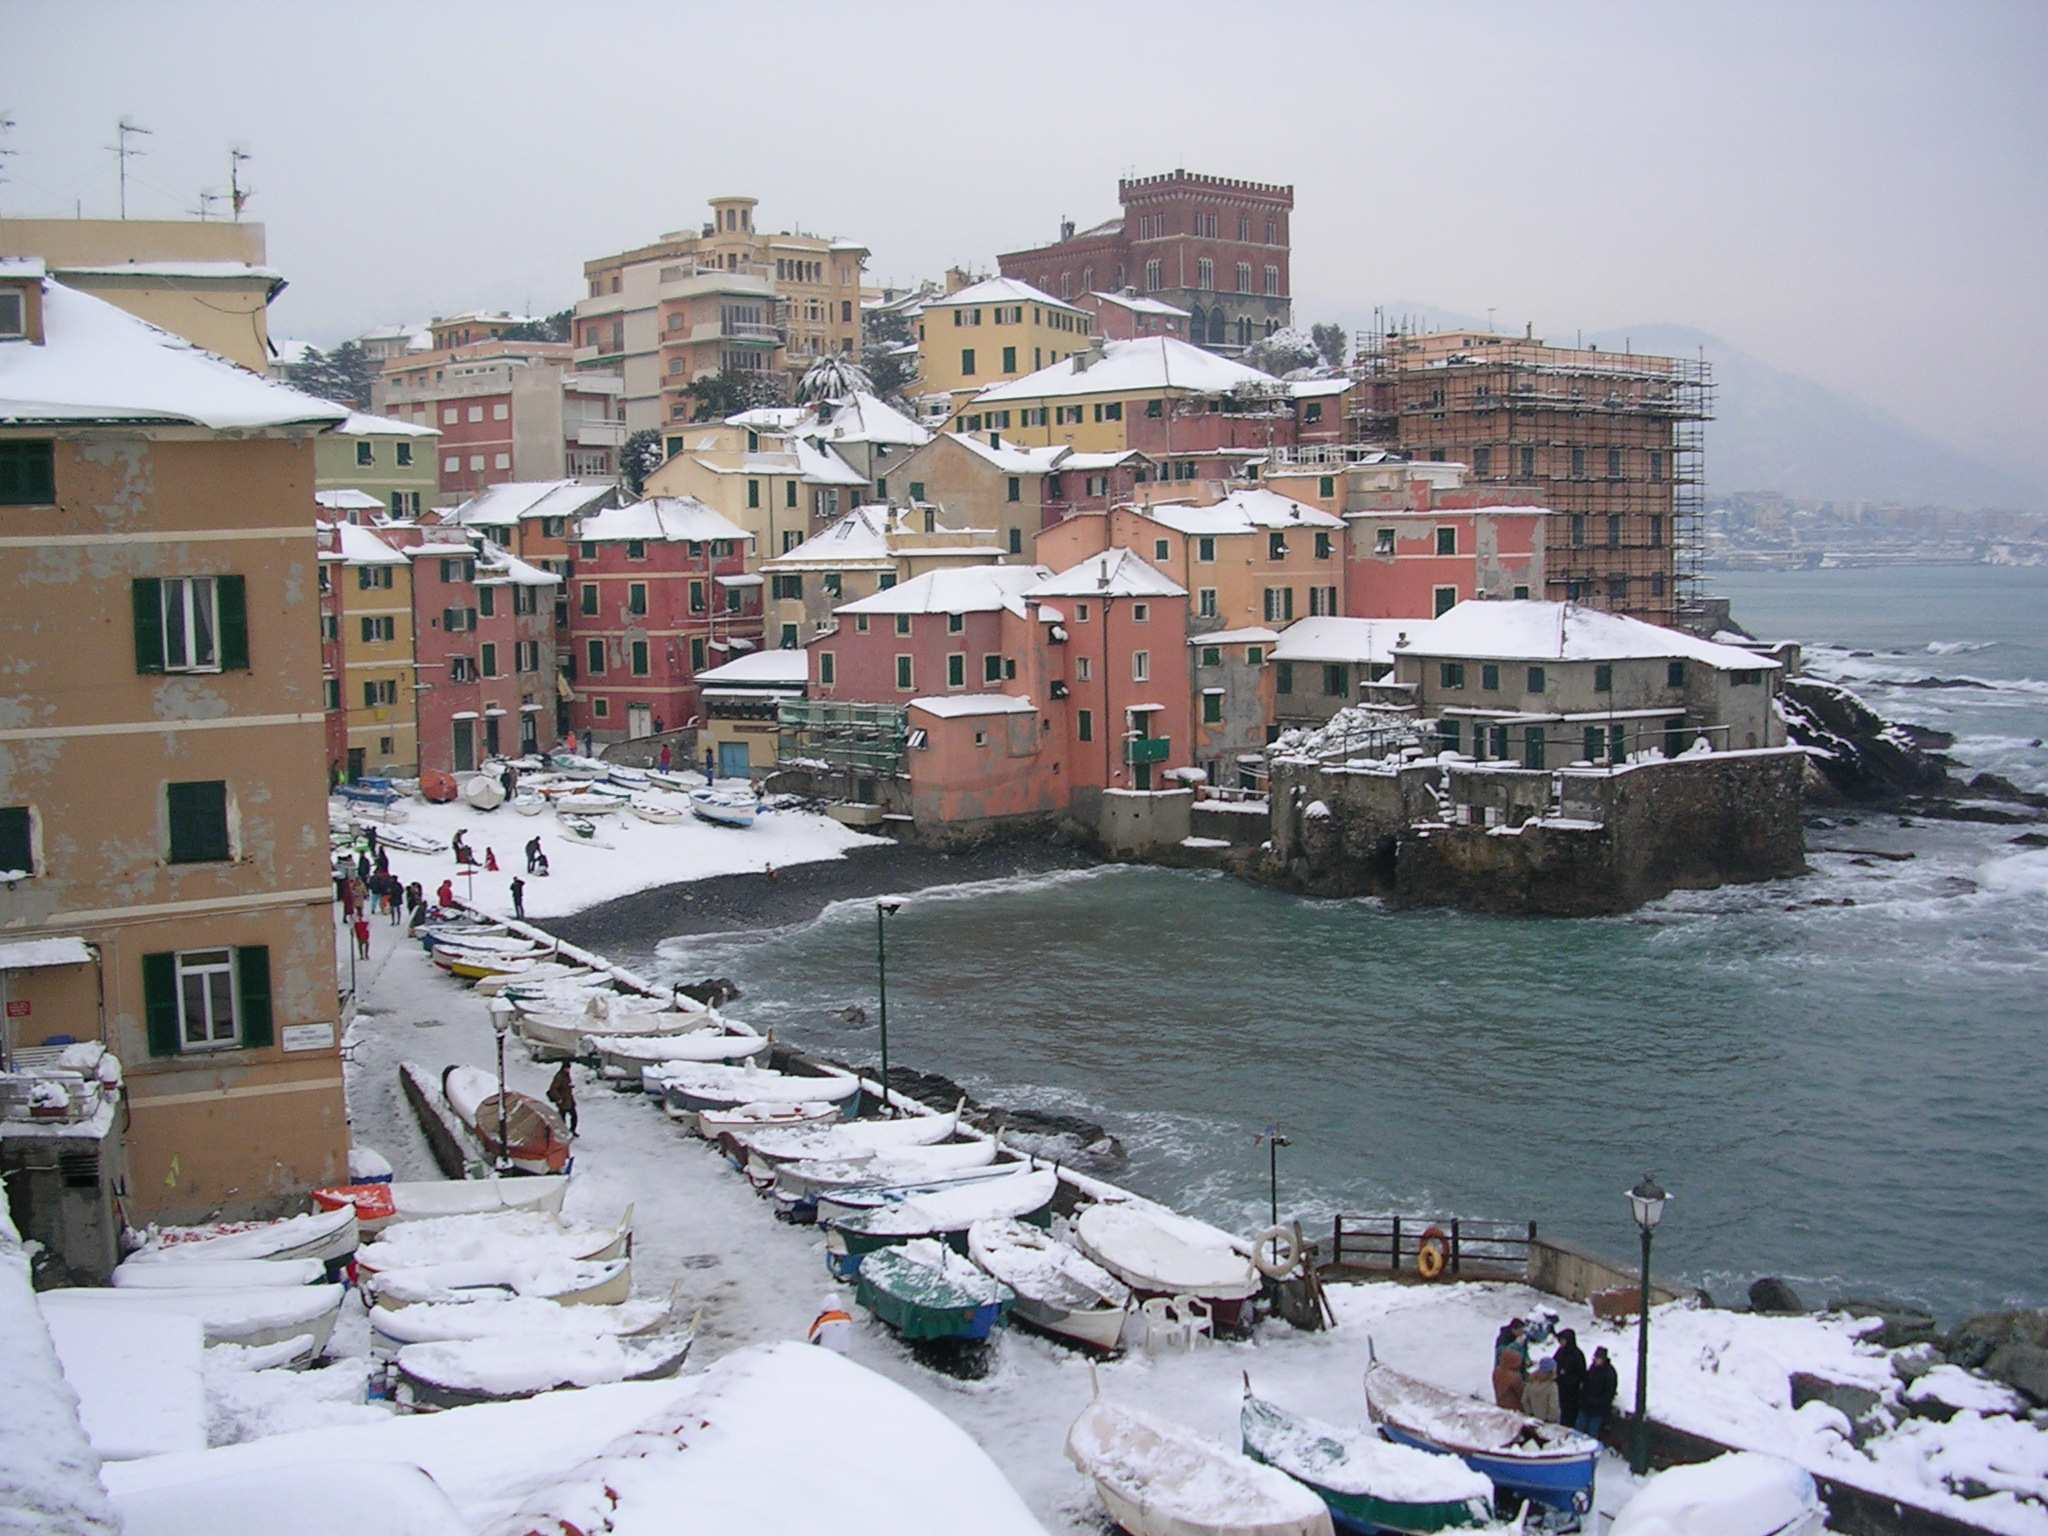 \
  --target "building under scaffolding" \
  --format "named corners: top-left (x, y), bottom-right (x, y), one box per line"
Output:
top-left (1348, 319), bottom-right (1714, 629)
top-left (777, 700), bottom-right (907, 799)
